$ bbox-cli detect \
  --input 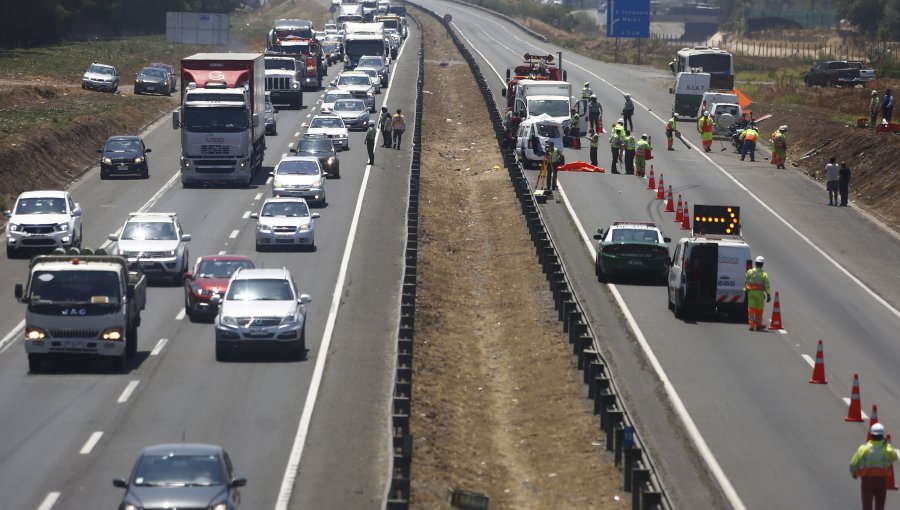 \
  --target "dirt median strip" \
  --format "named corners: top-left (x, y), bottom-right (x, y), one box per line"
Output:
top-left (410, 9), bottom-right (627, 509)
